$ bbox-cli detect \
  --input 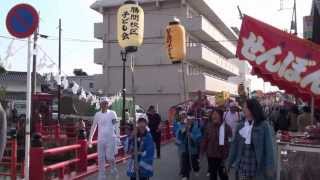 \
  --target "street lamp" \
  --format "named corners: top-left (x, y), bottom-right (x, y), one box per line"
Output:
top-left (117, 2), bottom-right (144, 179)
top-left (117, 0), bottom-right (144, 126)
